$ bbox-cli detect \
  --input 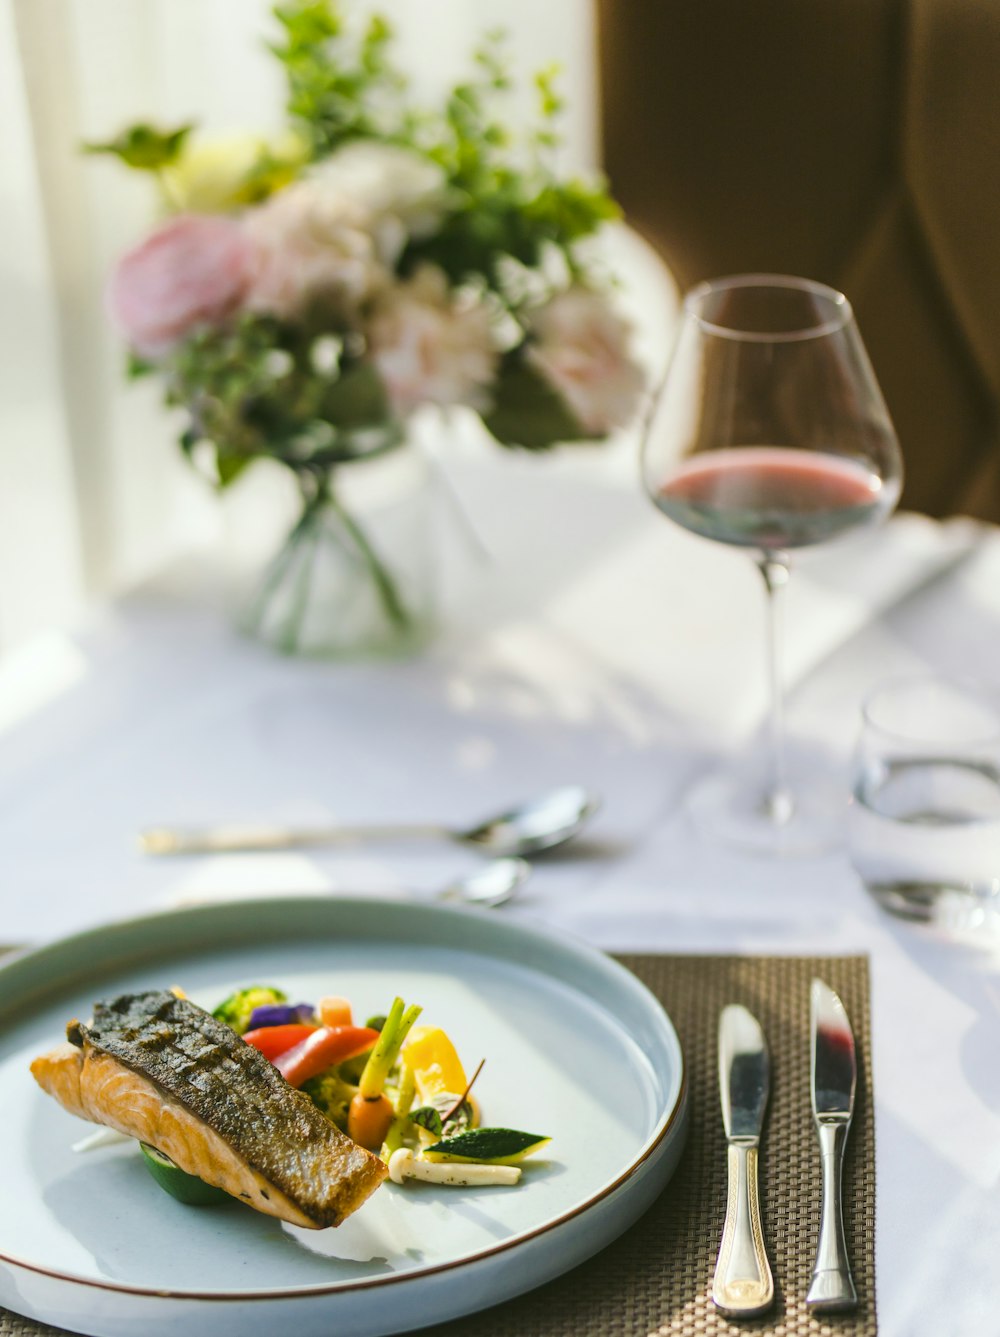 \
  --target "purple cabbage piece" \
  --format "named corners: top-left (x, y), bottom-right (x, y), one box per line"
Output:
top-left (247, 1002), bottom-right (315, 1029)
